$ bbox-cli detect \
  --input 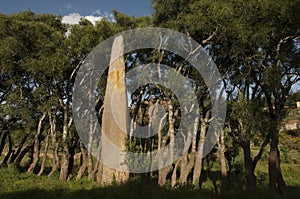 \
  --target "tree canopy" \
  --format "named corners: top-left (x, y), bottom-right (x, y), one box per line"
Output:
top-left (0, 1), bottom-right (299, 197)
